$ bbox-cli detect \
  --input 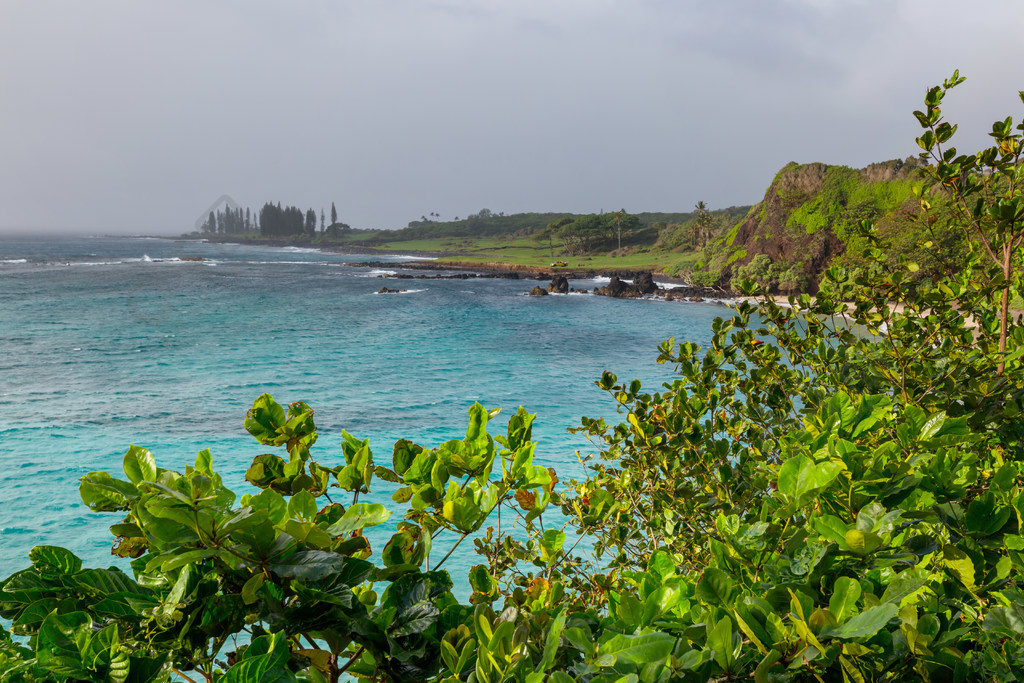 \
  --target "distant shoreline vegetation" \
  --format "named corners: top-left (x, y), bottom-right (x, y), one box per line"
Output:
top-left (184, 153), bottom-right (982, 296)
